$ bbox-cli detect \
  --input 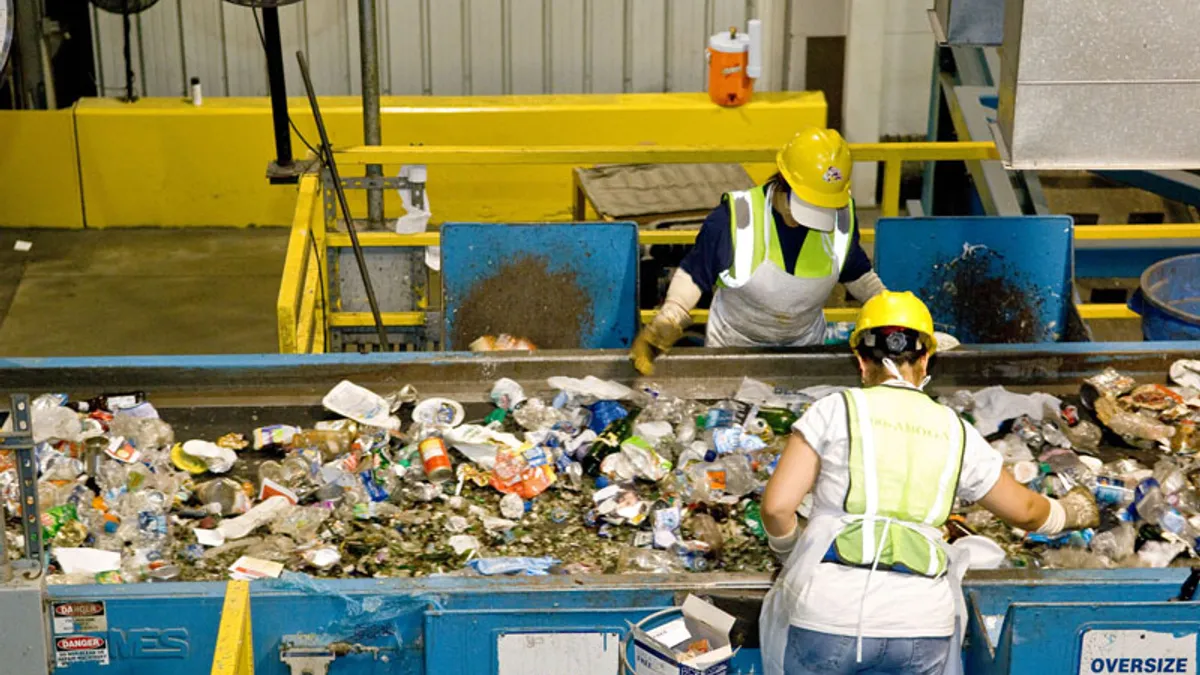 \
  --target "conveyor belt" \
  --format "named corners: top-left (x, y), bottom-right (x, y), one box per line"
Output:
top-left (3, 344), bottom-right (1199, 675)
